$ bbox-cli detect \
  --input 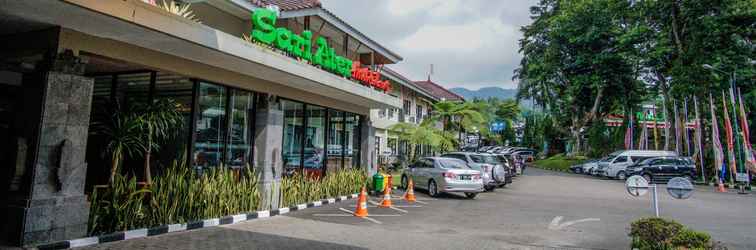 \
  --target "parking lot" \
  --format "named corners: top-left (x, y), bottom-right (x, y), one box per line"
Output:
top-left (79, 168), bottom-right (756, 250)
